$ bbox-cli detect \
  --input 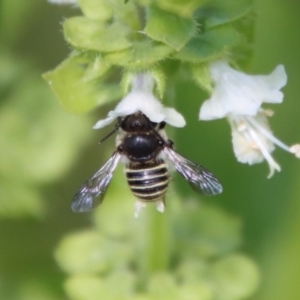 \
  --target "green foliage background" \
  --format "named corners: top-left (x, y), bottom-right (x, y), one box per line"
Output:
top-left (0, 0), bottom-right (300, 299)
